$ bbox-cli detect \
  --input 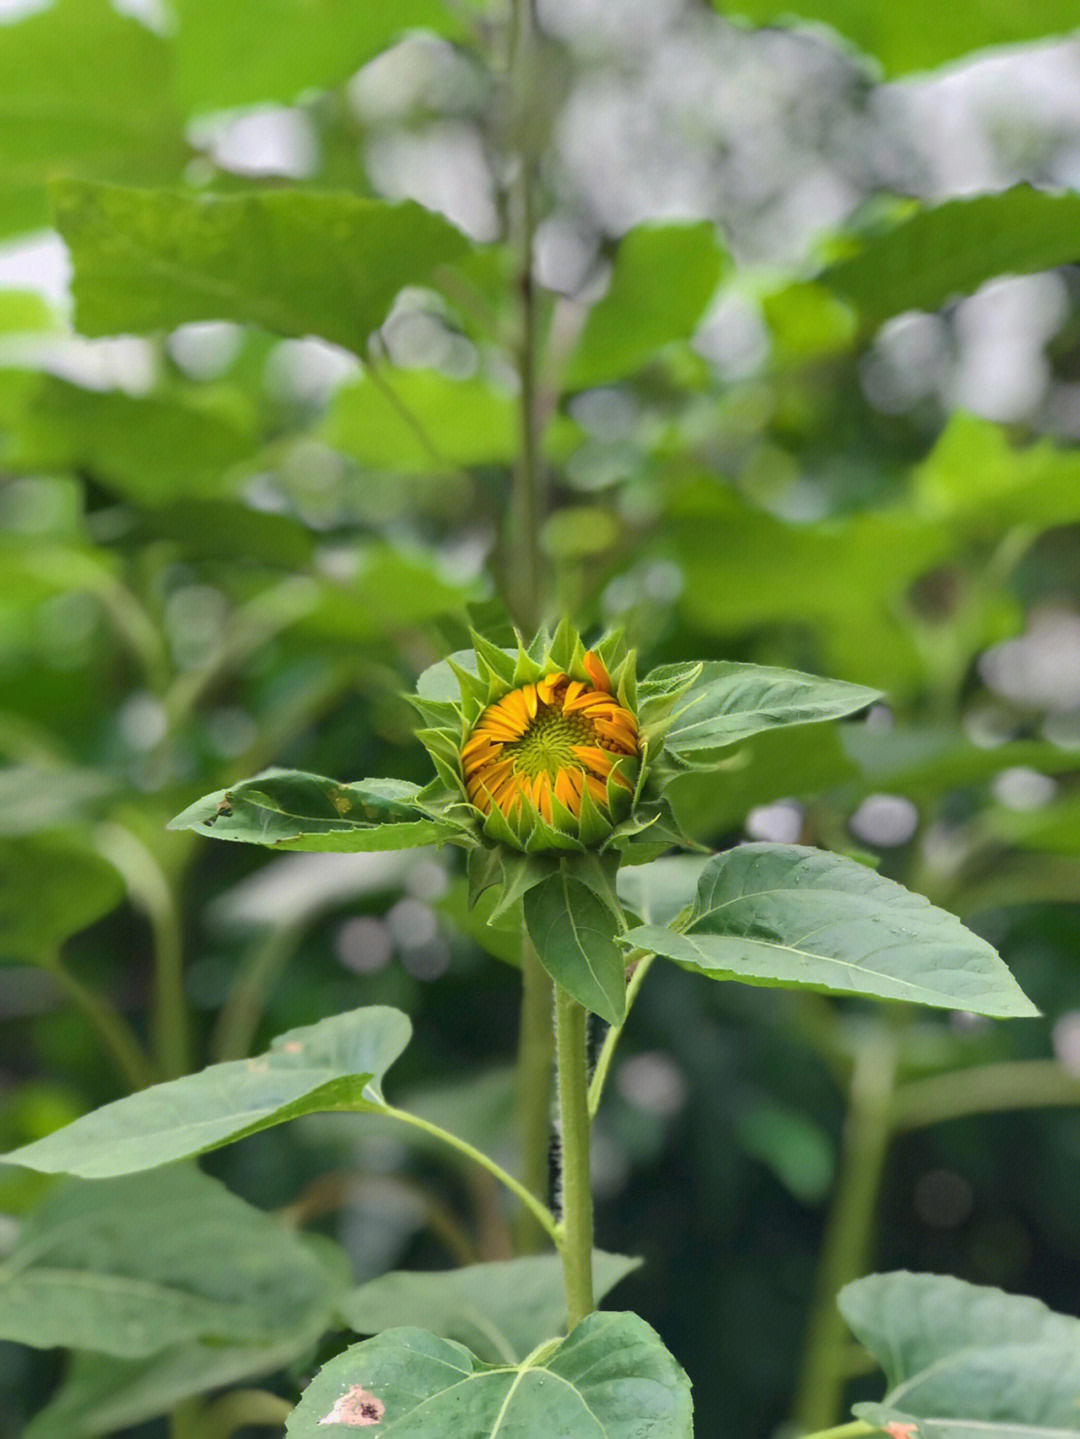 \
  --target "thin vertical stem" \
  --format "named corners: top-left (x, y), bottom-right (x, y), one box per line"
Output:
top-left (507, 0), bottom-right (547, 631)
top-left (44, 955), bottom-right (156, 1091)
top-left (790, 1024), bottom-right (898, 1433)
top-left (515, 931), bottom-right (555, 1251)
top-left (555, 986), bottom-right (595, 1329)
top-left (96, 824), bottom-right (188, 1079)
